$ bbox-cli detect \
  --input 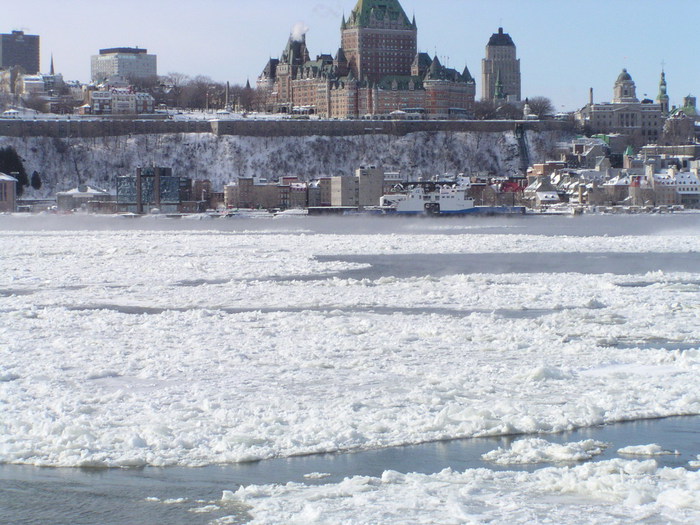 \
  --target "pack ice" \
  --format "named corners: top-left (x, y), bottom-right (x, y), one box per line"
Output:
top-left (1, 218), bottom-right (700, 469)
